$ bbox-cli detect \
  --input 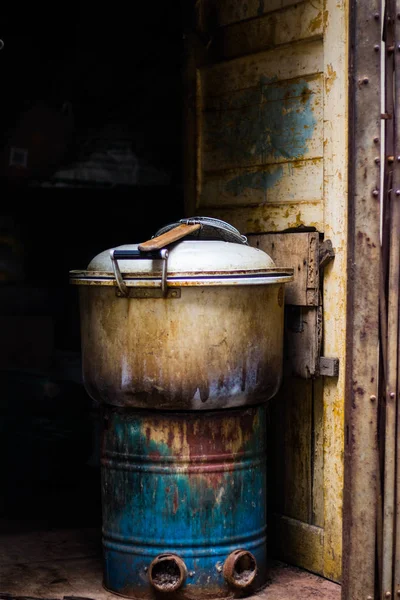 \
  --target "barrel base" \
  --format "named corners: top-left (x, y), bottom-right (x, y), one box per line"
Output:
top-left (102, 584), bottom-right (268, 600)
top-left (102, 546), bottom-right (267, 599)
top-left (103, 582), bottom-right (268, 600)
